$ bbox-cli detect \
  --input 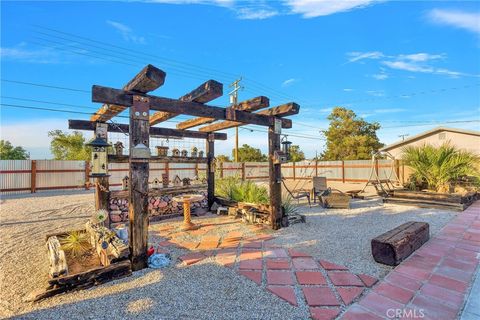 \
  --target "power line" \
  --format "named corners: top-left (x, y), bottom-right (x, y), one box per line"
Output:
top-left (1, 79), bottom-right (90, 93)
top-left (31, 26), bottom-right (300, 103)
